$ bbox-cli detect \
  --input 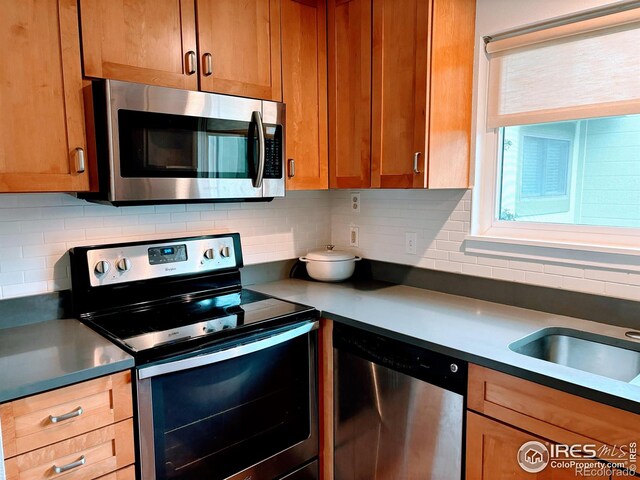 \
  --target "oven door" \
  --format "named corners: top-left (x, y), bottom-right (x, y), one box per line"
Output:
top-left (105, 80), bottom-right (284, 203)
top-left (136, 321), bottom-right (319, 480)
